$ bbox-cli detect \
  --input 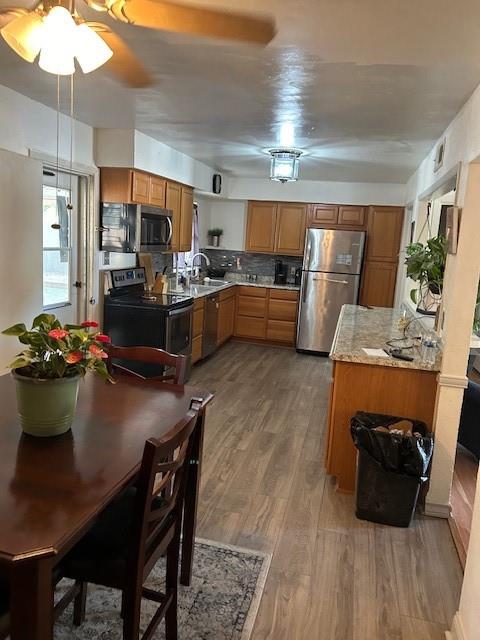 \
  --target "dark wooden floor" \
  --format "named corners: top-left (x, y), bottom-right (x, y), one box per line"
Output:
top-left (191, 341), bottom-right (463, 640)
